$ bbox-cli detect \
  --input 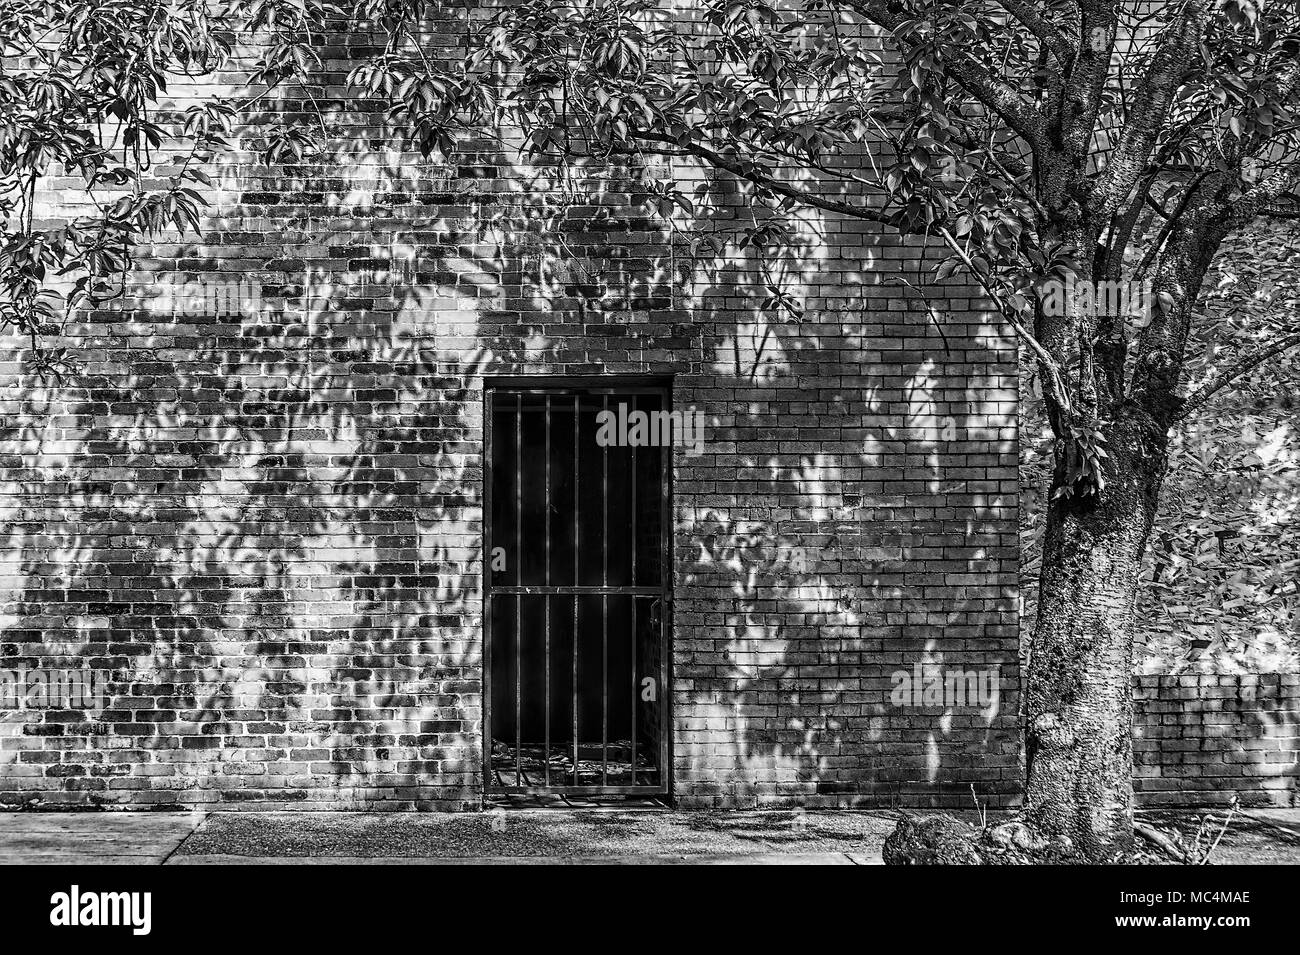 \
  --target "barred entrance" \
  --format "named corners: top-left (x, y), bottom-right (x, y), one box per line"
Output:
top-left (484, 382), bottom-right (670, 795)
